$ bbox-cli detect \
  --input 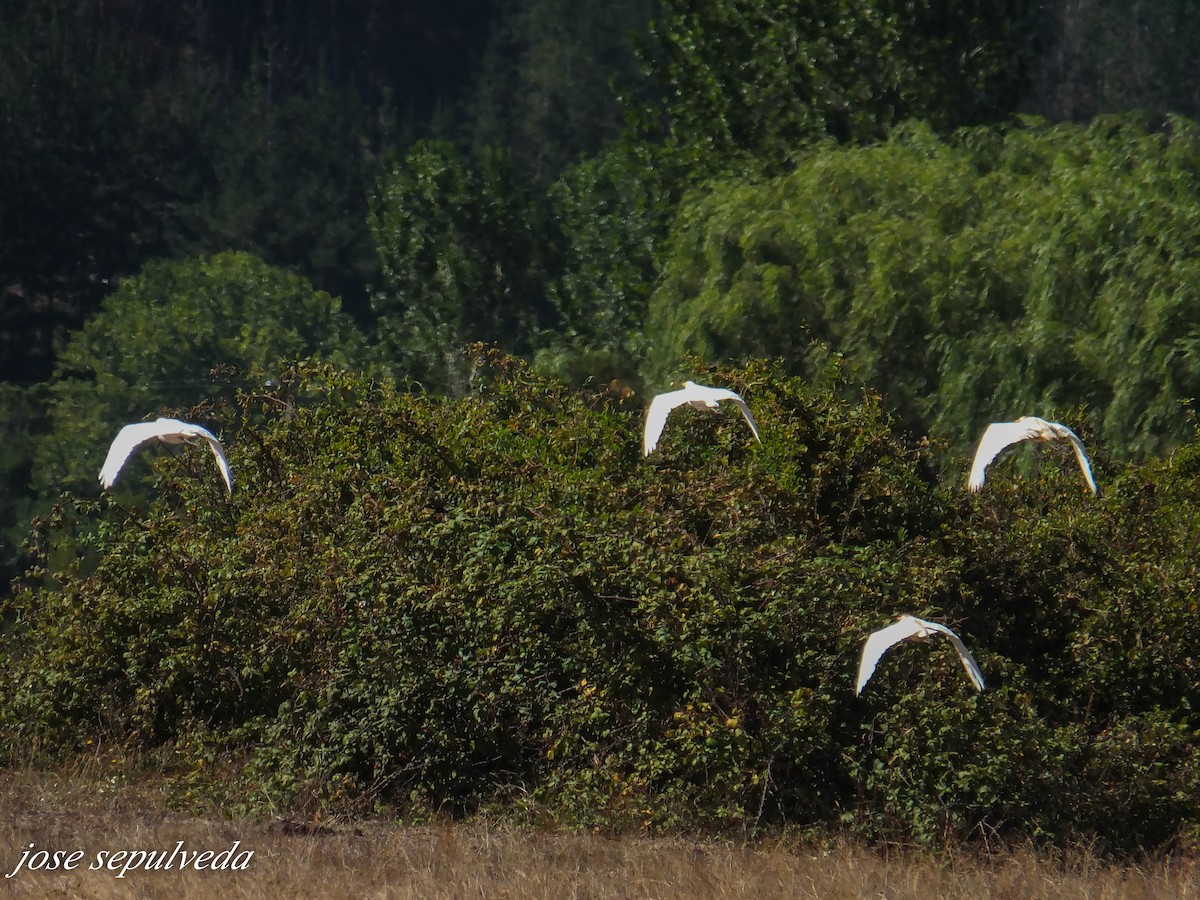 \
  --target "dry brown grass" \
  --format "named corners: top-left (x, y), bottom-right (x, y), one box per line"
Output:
top-left (0, 768), bottom-right (1196, 899)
